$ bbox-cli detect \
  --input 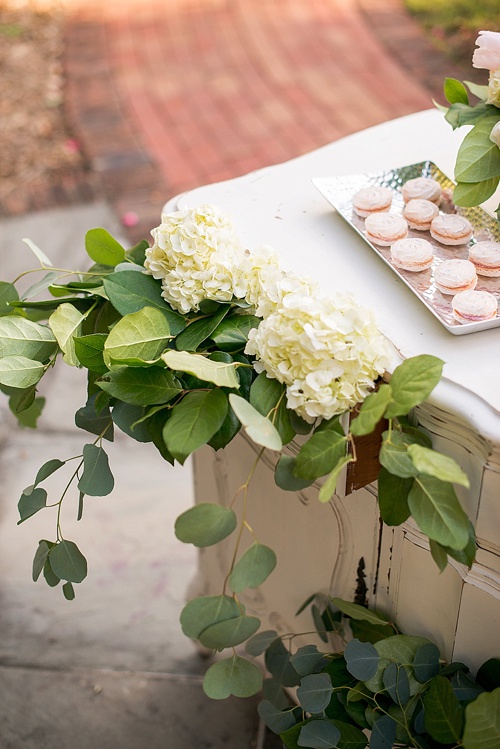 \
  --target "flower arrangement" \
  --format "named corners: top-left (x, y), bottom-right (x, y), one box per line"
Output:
top-left (0, 204), bottom-right (483, 743)
top-left (440, 30), bottom-right (500, 217)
